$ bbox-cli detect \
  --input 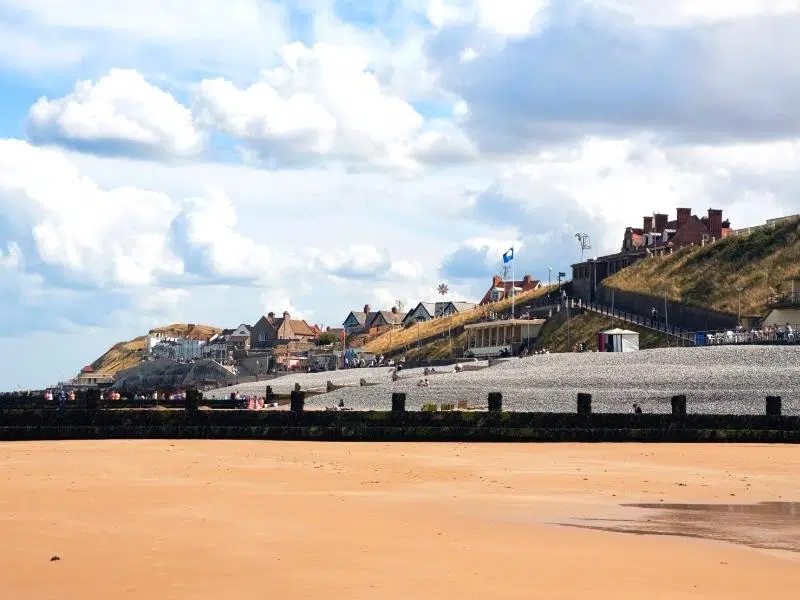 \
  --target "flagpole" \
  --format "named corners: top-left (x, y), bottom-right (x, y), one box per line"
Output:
top-left (511, 243), bottom-right (515, 320)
